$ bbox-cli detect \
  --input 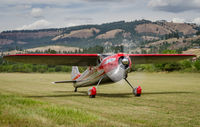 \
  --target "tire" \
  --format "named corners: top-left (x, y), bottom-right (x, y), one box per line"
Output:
top-left (133, 89), bottom-right (141, 97)
top-left (135, 93), bottom-right (141, 97)
top-left (89, 95), bottom-right (95, 98)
